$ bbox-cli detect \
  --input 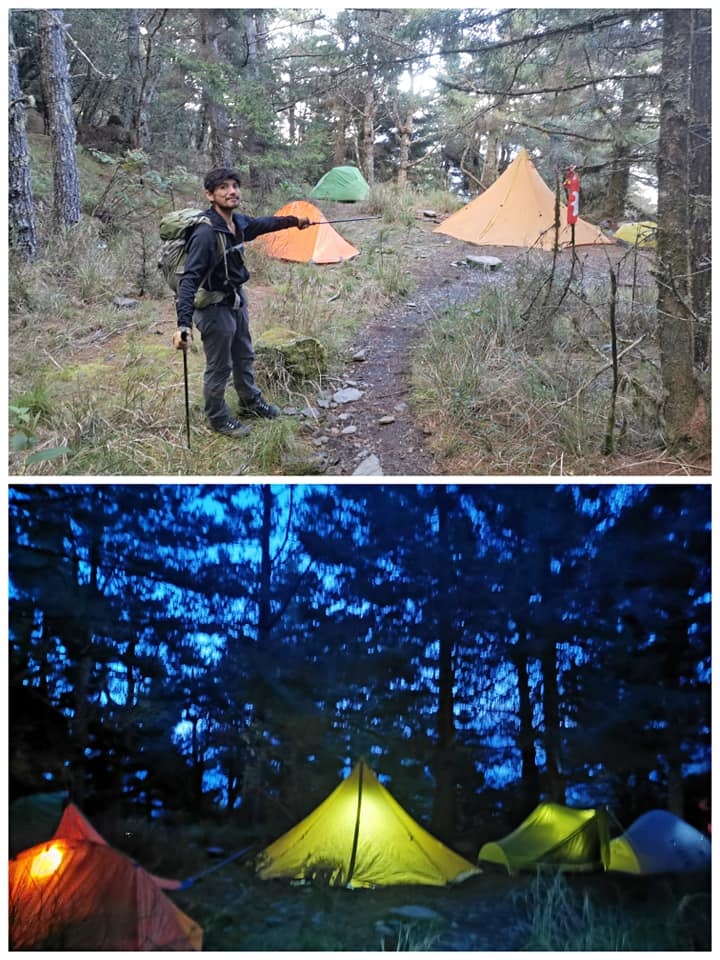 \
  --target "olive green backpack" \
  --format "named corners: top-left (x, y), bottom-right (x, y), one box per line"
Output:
top-left (158, 208), bottom-right (226, 308)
